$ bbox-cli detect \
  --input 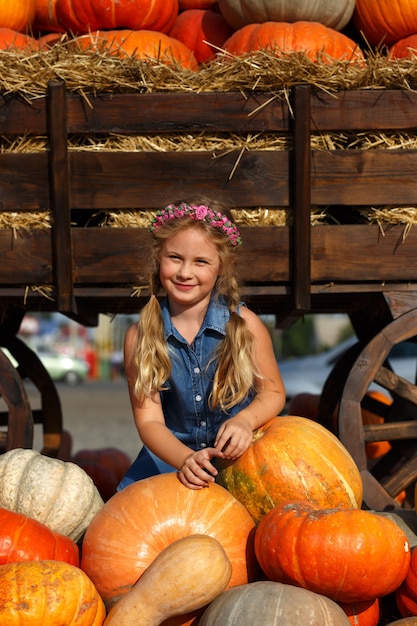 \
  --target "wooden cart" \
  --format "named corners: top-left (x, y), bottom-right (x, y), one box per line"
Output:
top-left (1, 80), bottom-right (417, 510)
